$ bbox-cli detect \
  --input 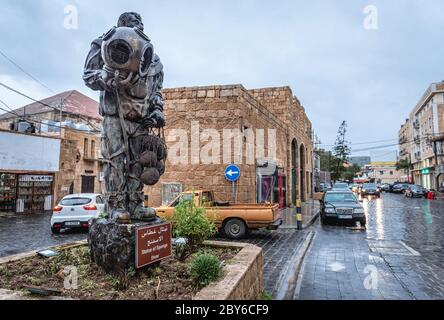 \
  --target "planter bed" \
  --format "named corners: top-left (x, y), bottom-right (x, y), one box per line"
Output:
top-left (0, 241), bottom-right (263, 300)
